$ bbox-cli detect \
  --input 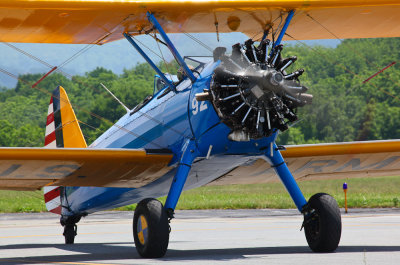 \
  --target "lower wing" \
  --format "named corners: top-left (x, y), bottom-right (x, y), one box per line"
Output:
top-left (2, 139), bottom-right (399, 190)
top-left (0, 148), bottom-right (172, 191)
top-left (209, 140), bottom-right (400, 185)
